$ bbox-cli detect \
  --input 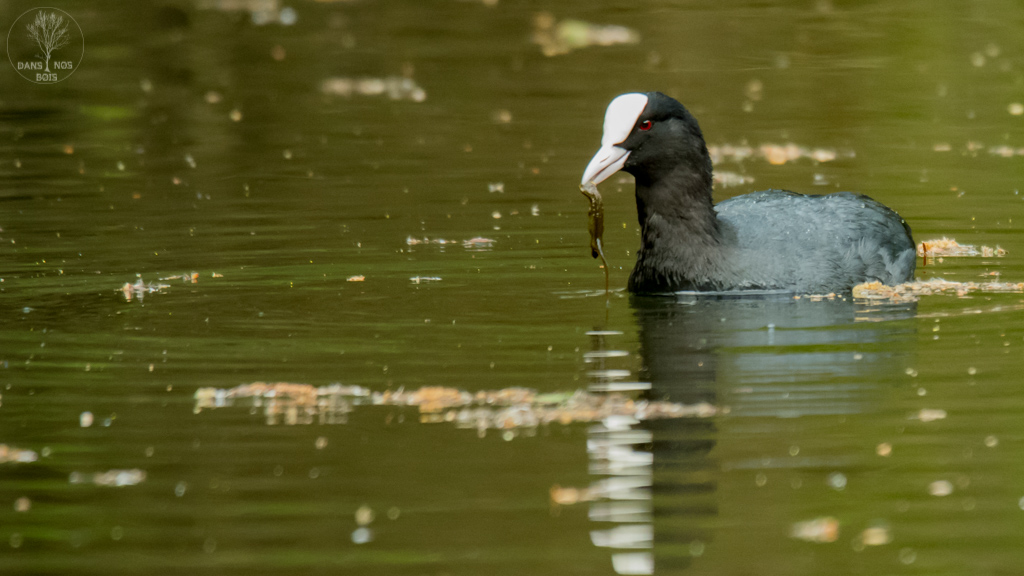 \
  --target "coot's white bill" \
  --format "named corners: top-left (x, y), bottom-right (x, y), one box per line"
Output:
top-left (581, 145), bottom-right (629, 186)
